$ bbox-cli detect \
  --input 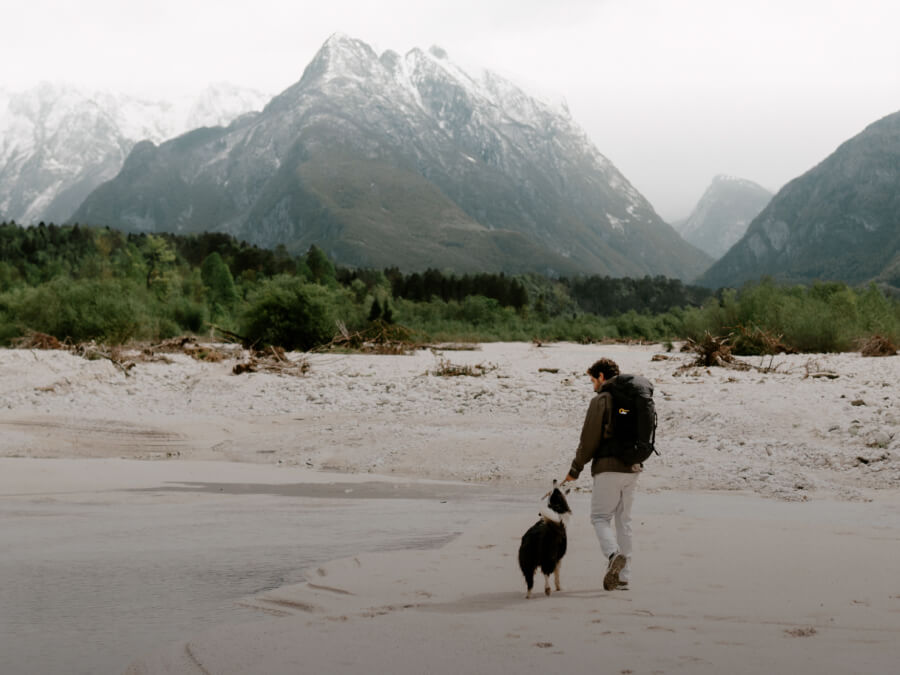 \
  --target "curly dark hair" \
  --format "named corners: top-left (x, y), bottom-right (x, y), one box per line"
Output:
top-left (587, 358), bottom-right (620, 380)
